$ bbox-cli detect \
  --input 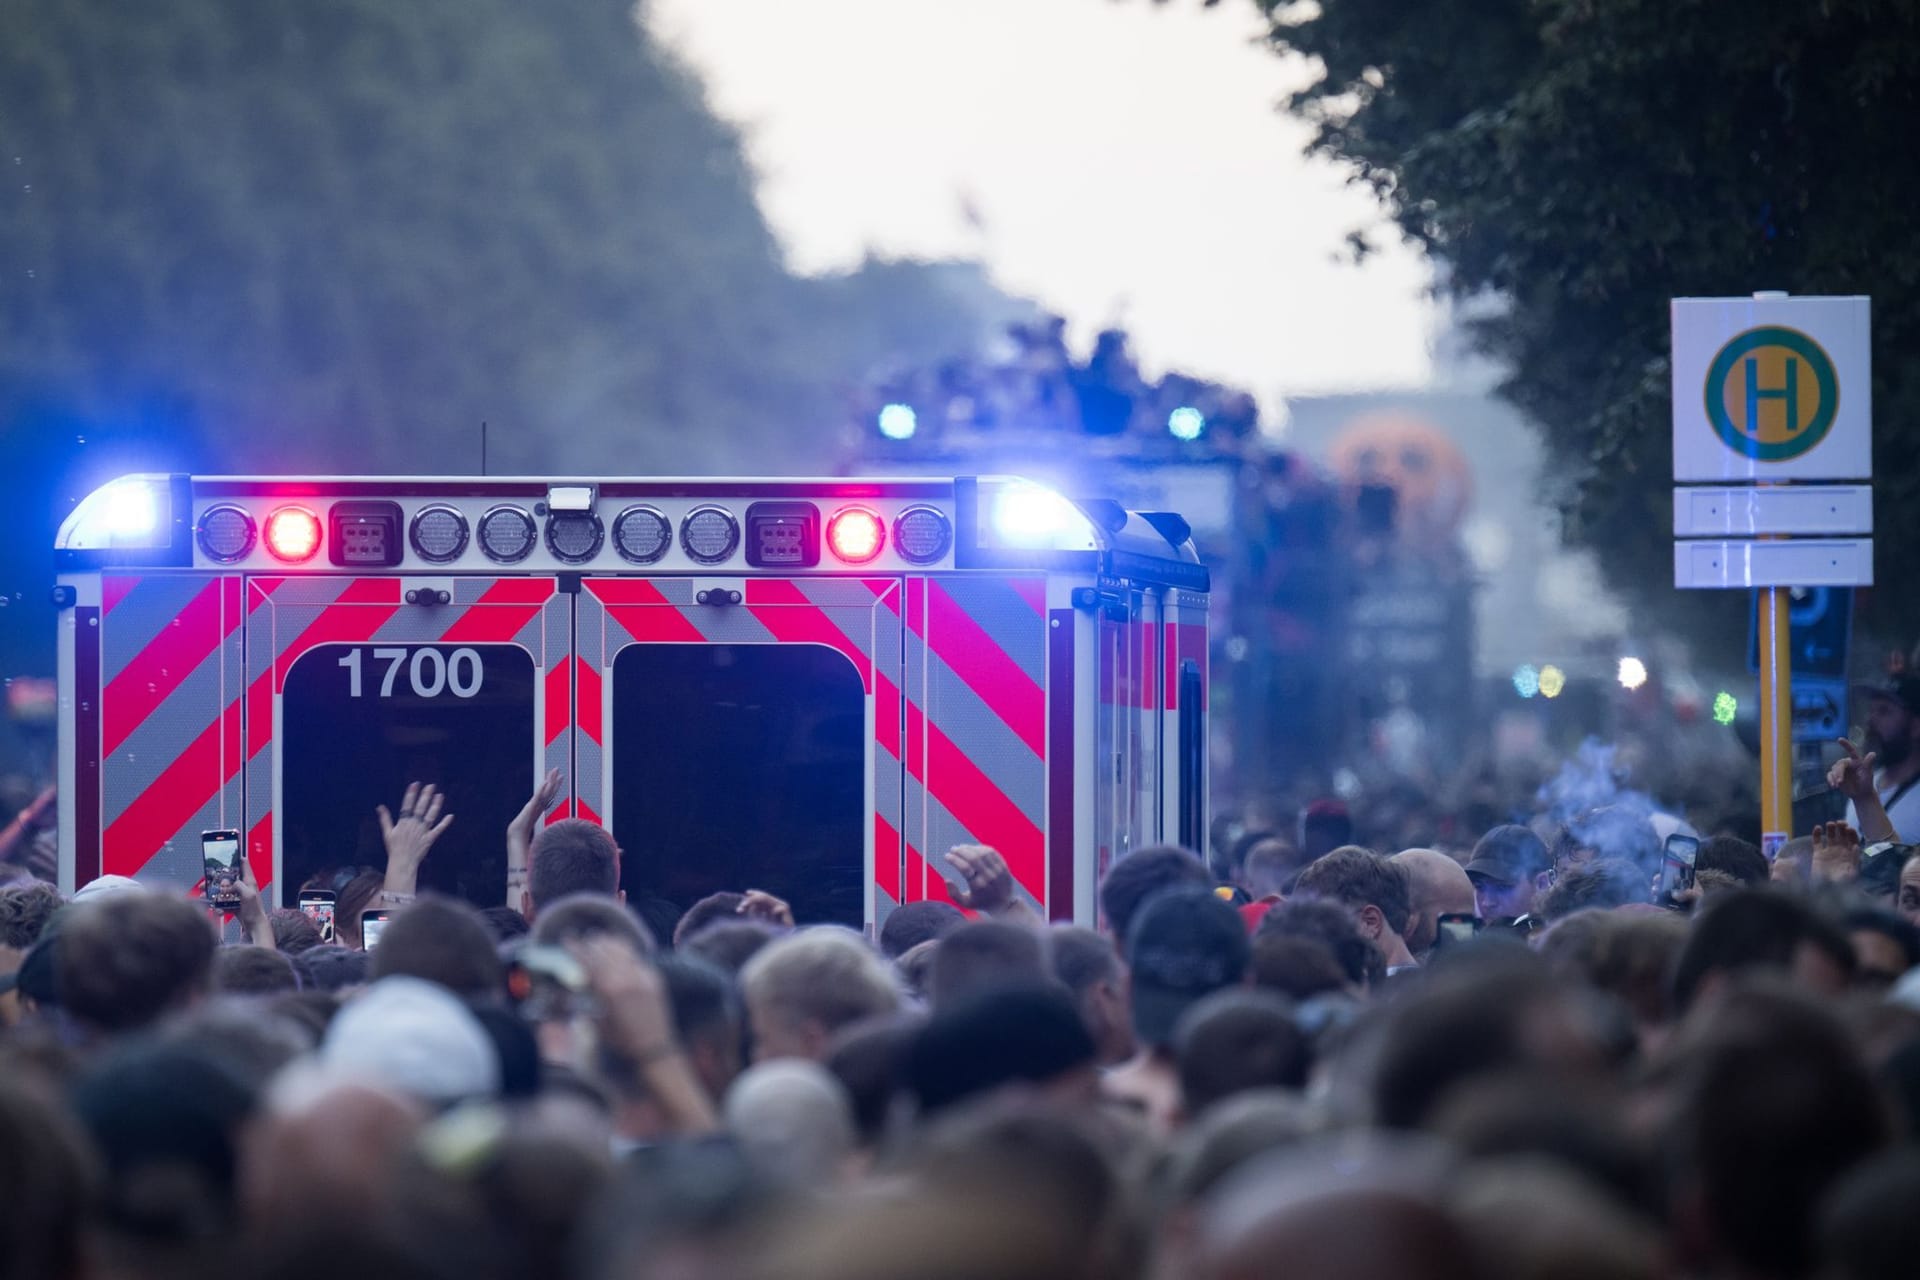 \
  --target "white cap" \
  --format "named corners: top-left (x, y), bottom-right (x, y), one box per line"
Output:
top-left (72, 874), bottom-right (147, 902)
top-left (322, 976), bottom-right (501, 1104)
top-left (1649, 812), bottom-right (1699, 845)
